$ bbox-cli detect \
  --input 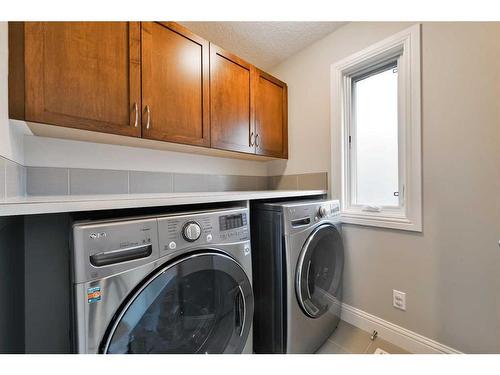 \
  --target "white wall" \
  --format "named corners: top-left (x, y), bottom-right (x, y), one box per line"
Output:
top-left (23, 136), bottom-right (268, 175)
top-left (0, 22), bottom-right (27, 164)
top-left (271, 22), bottom-right (500, 353)
top-left (0, 22), bottom-right (268, 176)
